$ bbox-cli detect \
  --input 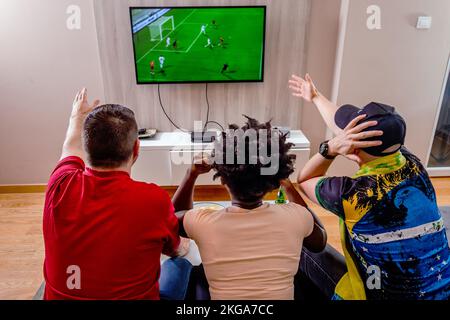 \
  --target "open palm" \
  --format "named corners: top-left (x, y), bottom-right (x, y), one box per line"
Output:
top-left (71, 88), bottom-right (100, 118)
top-left (289, 74), bottom-right (317, 102)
